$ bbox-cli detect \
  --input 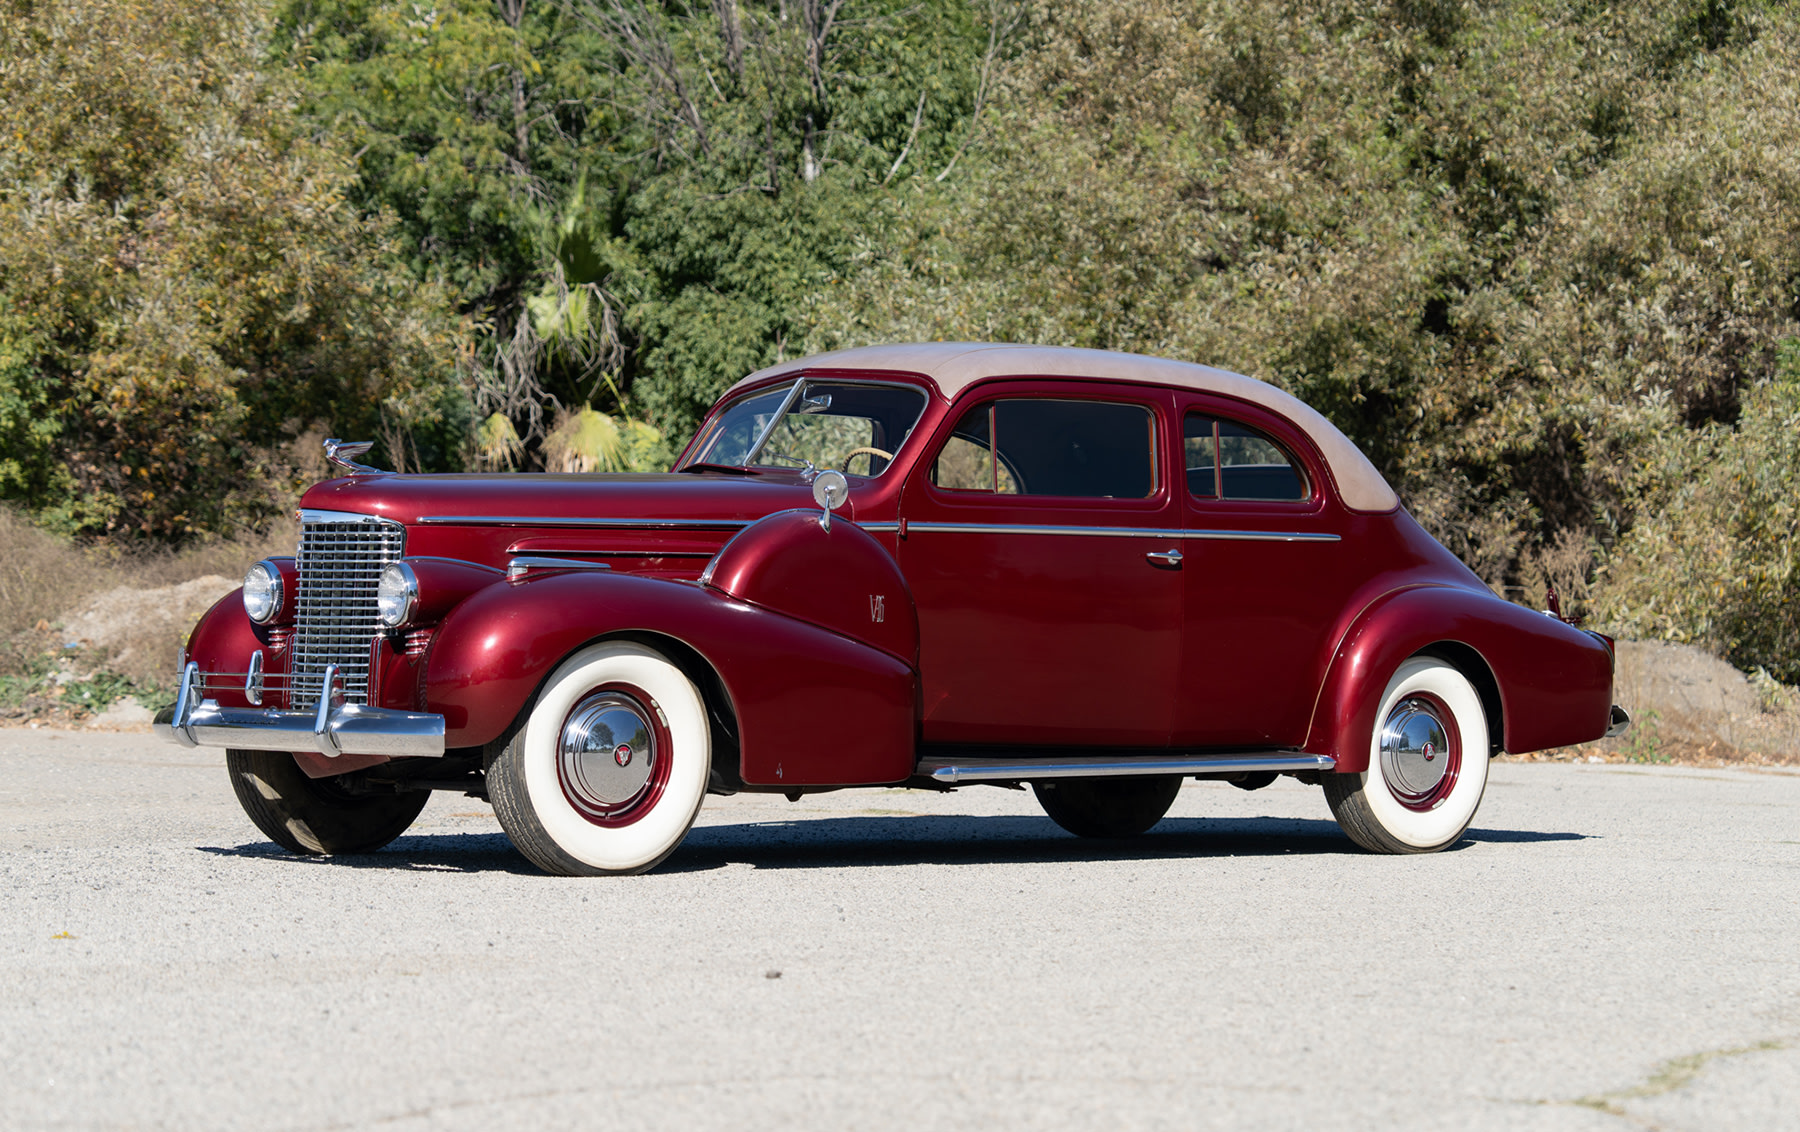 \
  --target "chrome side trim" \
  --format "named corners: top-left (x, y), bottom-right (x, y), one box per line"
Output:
top-left (1181, 527), bottom-right (1340, 543)
top-left (419, 516), bottom-right (753, 529)
top-left (904, 522), bottom-right (1340, 543)
top-left (916, 752), bottom-right (1336, 784)
top-left (859, 522), bottom-right (899, 533)
top-left (299, 508), bottom-right (396, 525)
top-left (507, 556), bottom-right (615, 581)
